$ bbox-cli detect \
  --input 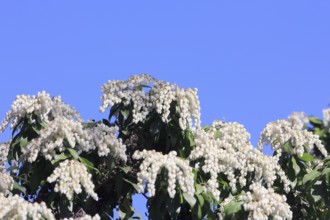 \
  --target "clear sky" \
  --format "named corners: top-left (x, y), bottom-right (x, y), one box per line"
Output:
top-left (0, 1), bottom-right (329, 217)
